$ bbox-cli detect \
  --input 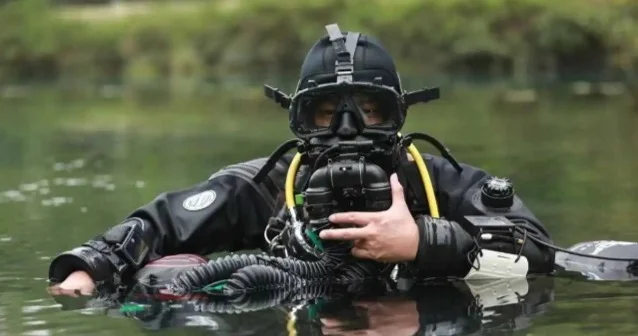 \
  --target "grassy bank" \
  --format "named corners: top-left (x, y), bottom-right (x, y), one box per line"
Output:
top-left (1, 0), bottom-right (637, 90)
